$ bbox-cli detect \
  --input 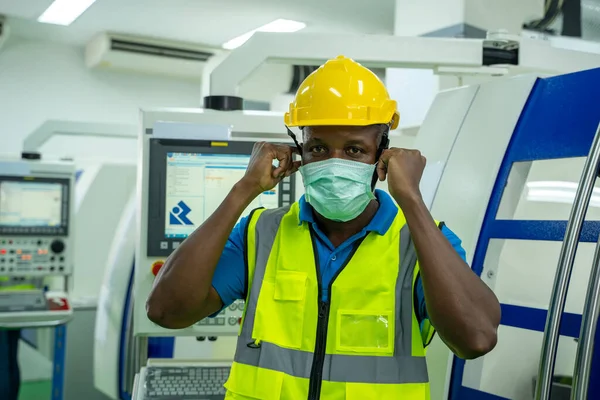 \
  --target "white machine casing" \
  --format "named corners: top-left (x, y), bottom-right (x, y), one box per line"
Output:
top-left (414, 74), bottom-right (540, 399)
top-left (133, 108), bottom-right (303, 339)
